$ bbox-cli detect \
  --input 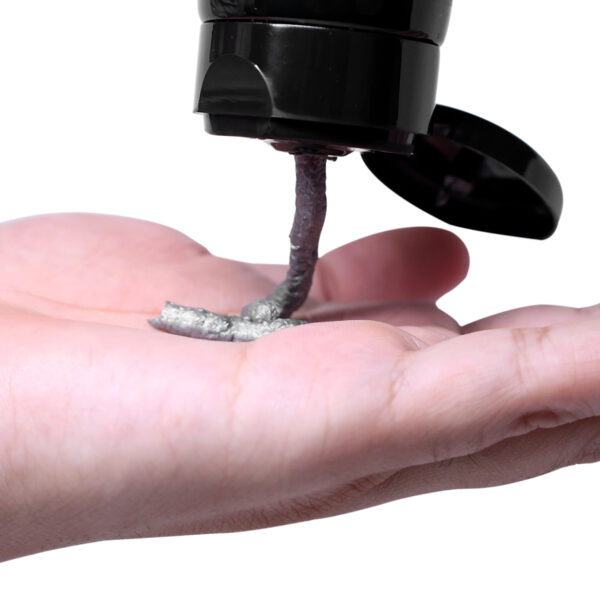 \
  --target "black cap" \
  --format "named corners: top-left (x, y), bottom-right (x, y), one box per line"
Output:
top-left (363, 106), bottom-right (563, 240)
top-left (196, 0), bottom-right (452, 155)
top-left (198, 0), bottom-right (453, 45)
top-left (195, 1), bottom-right (563, 240)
